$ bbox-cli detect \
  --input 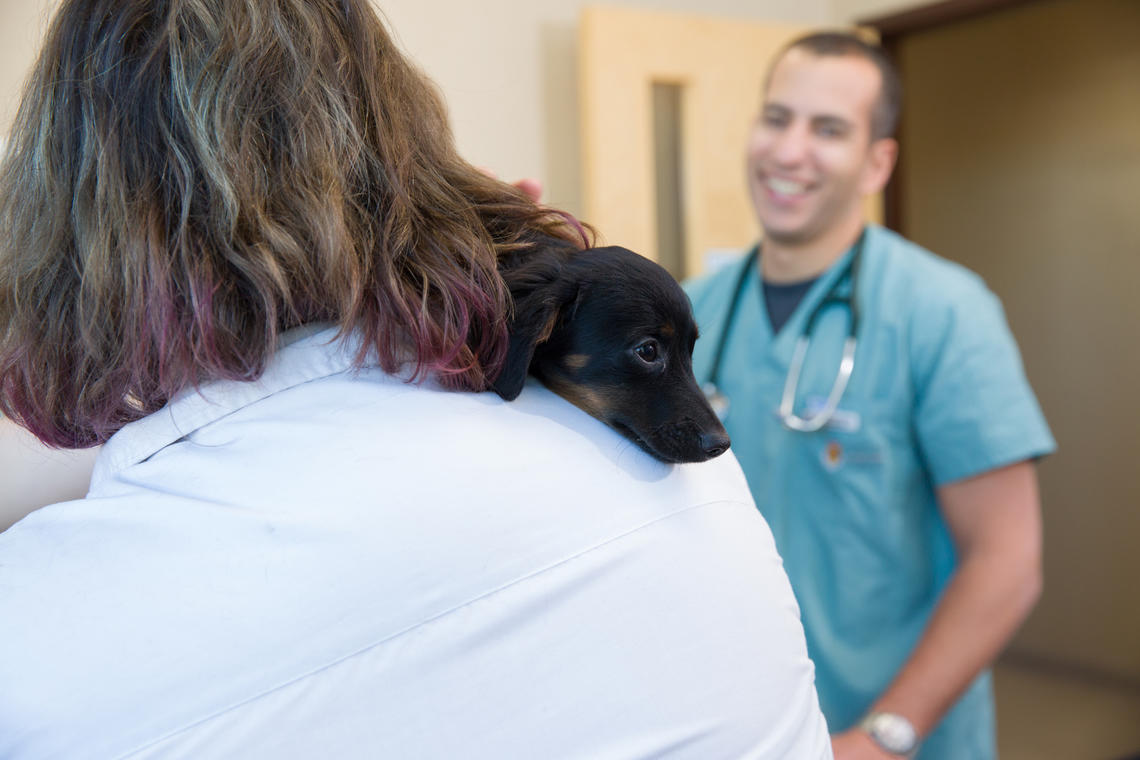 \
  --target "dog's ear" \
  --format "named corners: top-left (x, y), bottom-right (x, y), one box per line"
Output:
top-left (491, 246), bottom-right (580, 401)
